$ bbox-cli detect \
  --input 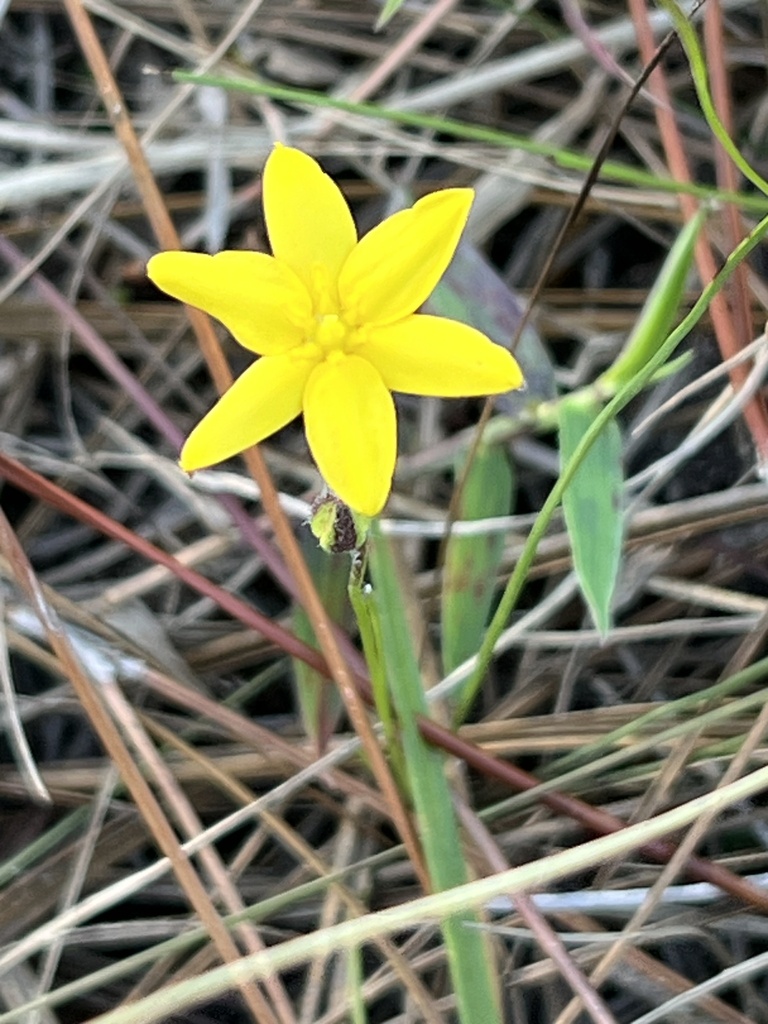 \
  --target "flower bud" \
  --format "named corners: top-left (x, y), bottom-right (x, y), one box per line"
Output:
top-left (309, 494), bottom-right (369, 554)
